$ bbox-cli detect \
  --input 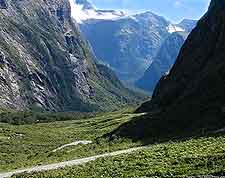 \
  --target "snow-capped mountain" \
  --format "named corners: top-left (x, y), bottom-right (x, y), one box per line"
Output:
top-left (69, 0), bottom-right (126, 23)
top-left (69, 0), bottom-right (196, 86)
